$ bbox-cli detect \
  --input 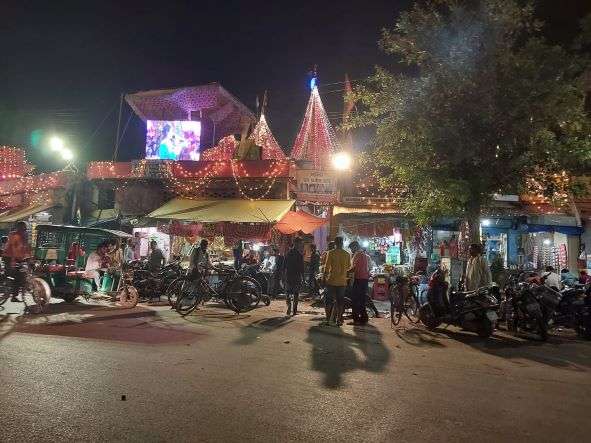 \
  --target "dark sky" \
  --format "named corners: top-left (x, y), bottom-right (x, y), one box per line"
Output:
top-left (1, 0), bottom-right (589, 169)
